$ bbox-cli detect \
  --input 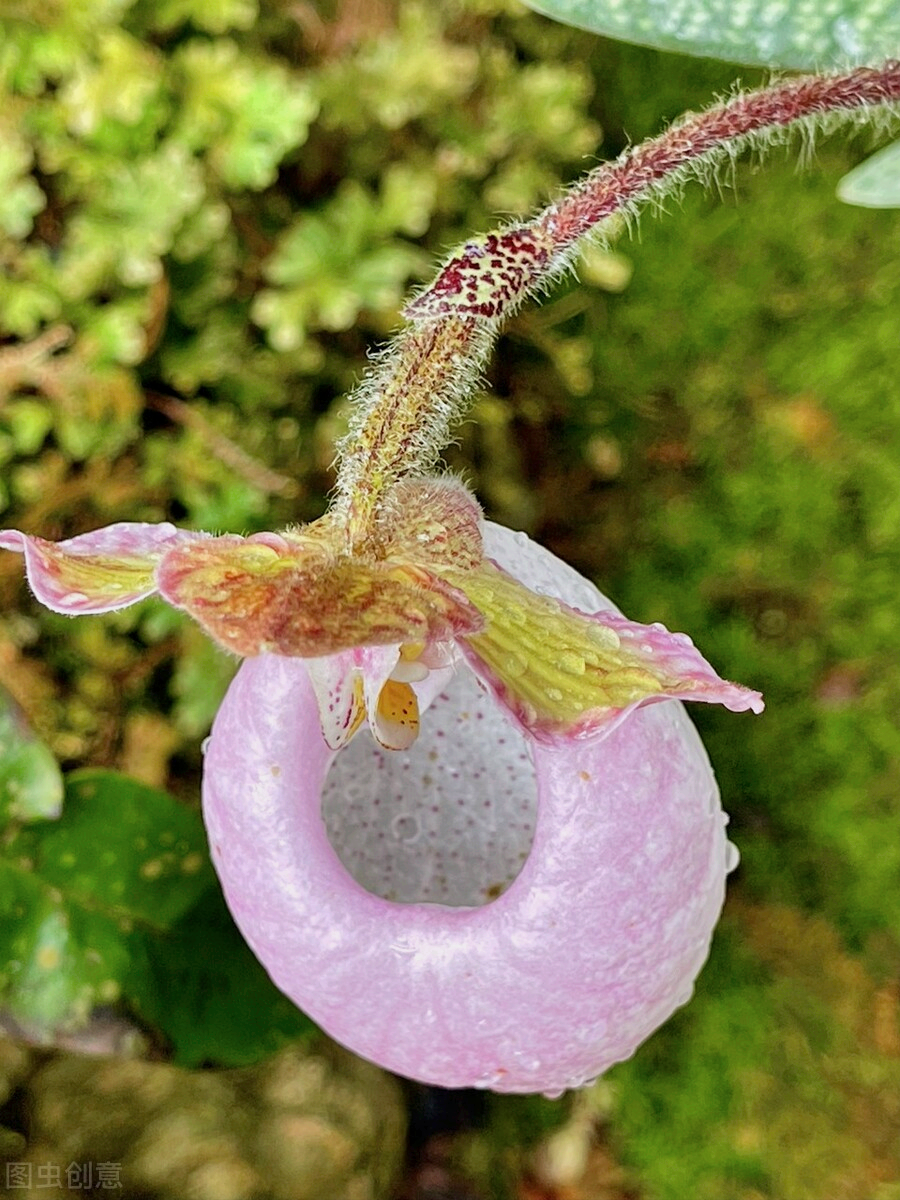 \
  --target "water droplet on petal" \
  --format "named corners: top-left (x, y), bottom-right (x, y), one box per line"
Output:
top-left (586, 622), bottom-right (620, 650)
top-left (557, 650), bottom-right (586, 675)
top-left (513, 1052), bottom-right (542, 1072)
top-left (502, 653), bottom-right (528, 678)
top-left (725, 840), bottom-right (741, 874)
